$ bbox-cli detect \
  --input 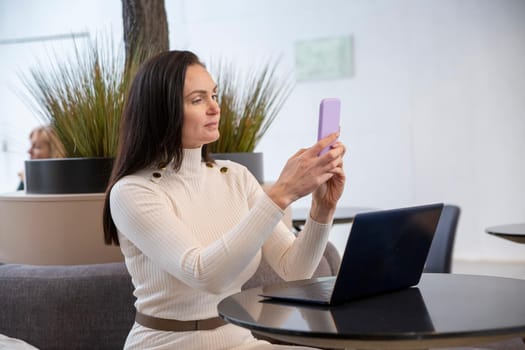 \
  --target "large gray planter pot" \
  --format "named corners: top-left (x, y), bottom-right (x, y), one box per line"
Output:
top-left (24, 157), bottom-right (114, 194)
top-left (211, 152), bottom-right (264, 183)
